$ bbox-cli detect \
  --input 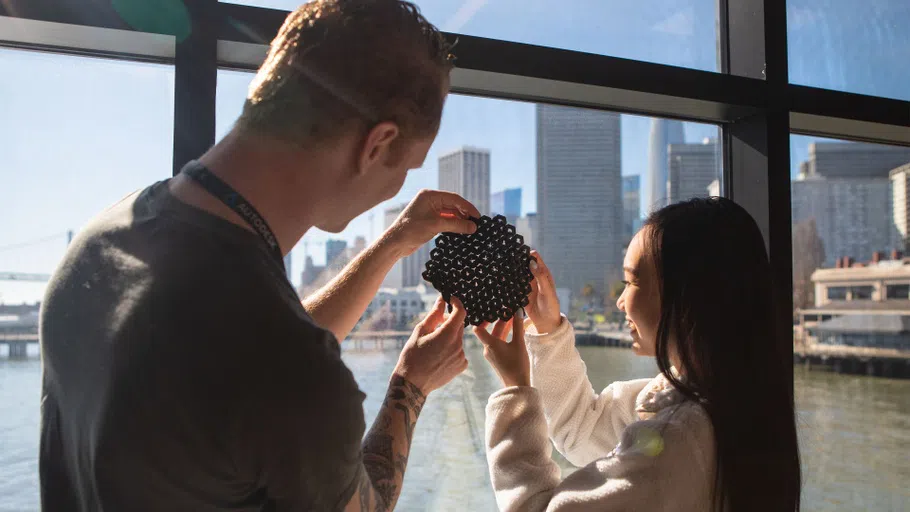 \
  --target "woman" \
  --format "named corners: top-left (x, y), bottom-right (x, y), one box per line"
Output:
top-left (475, 197), bottom-right (801, 512)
